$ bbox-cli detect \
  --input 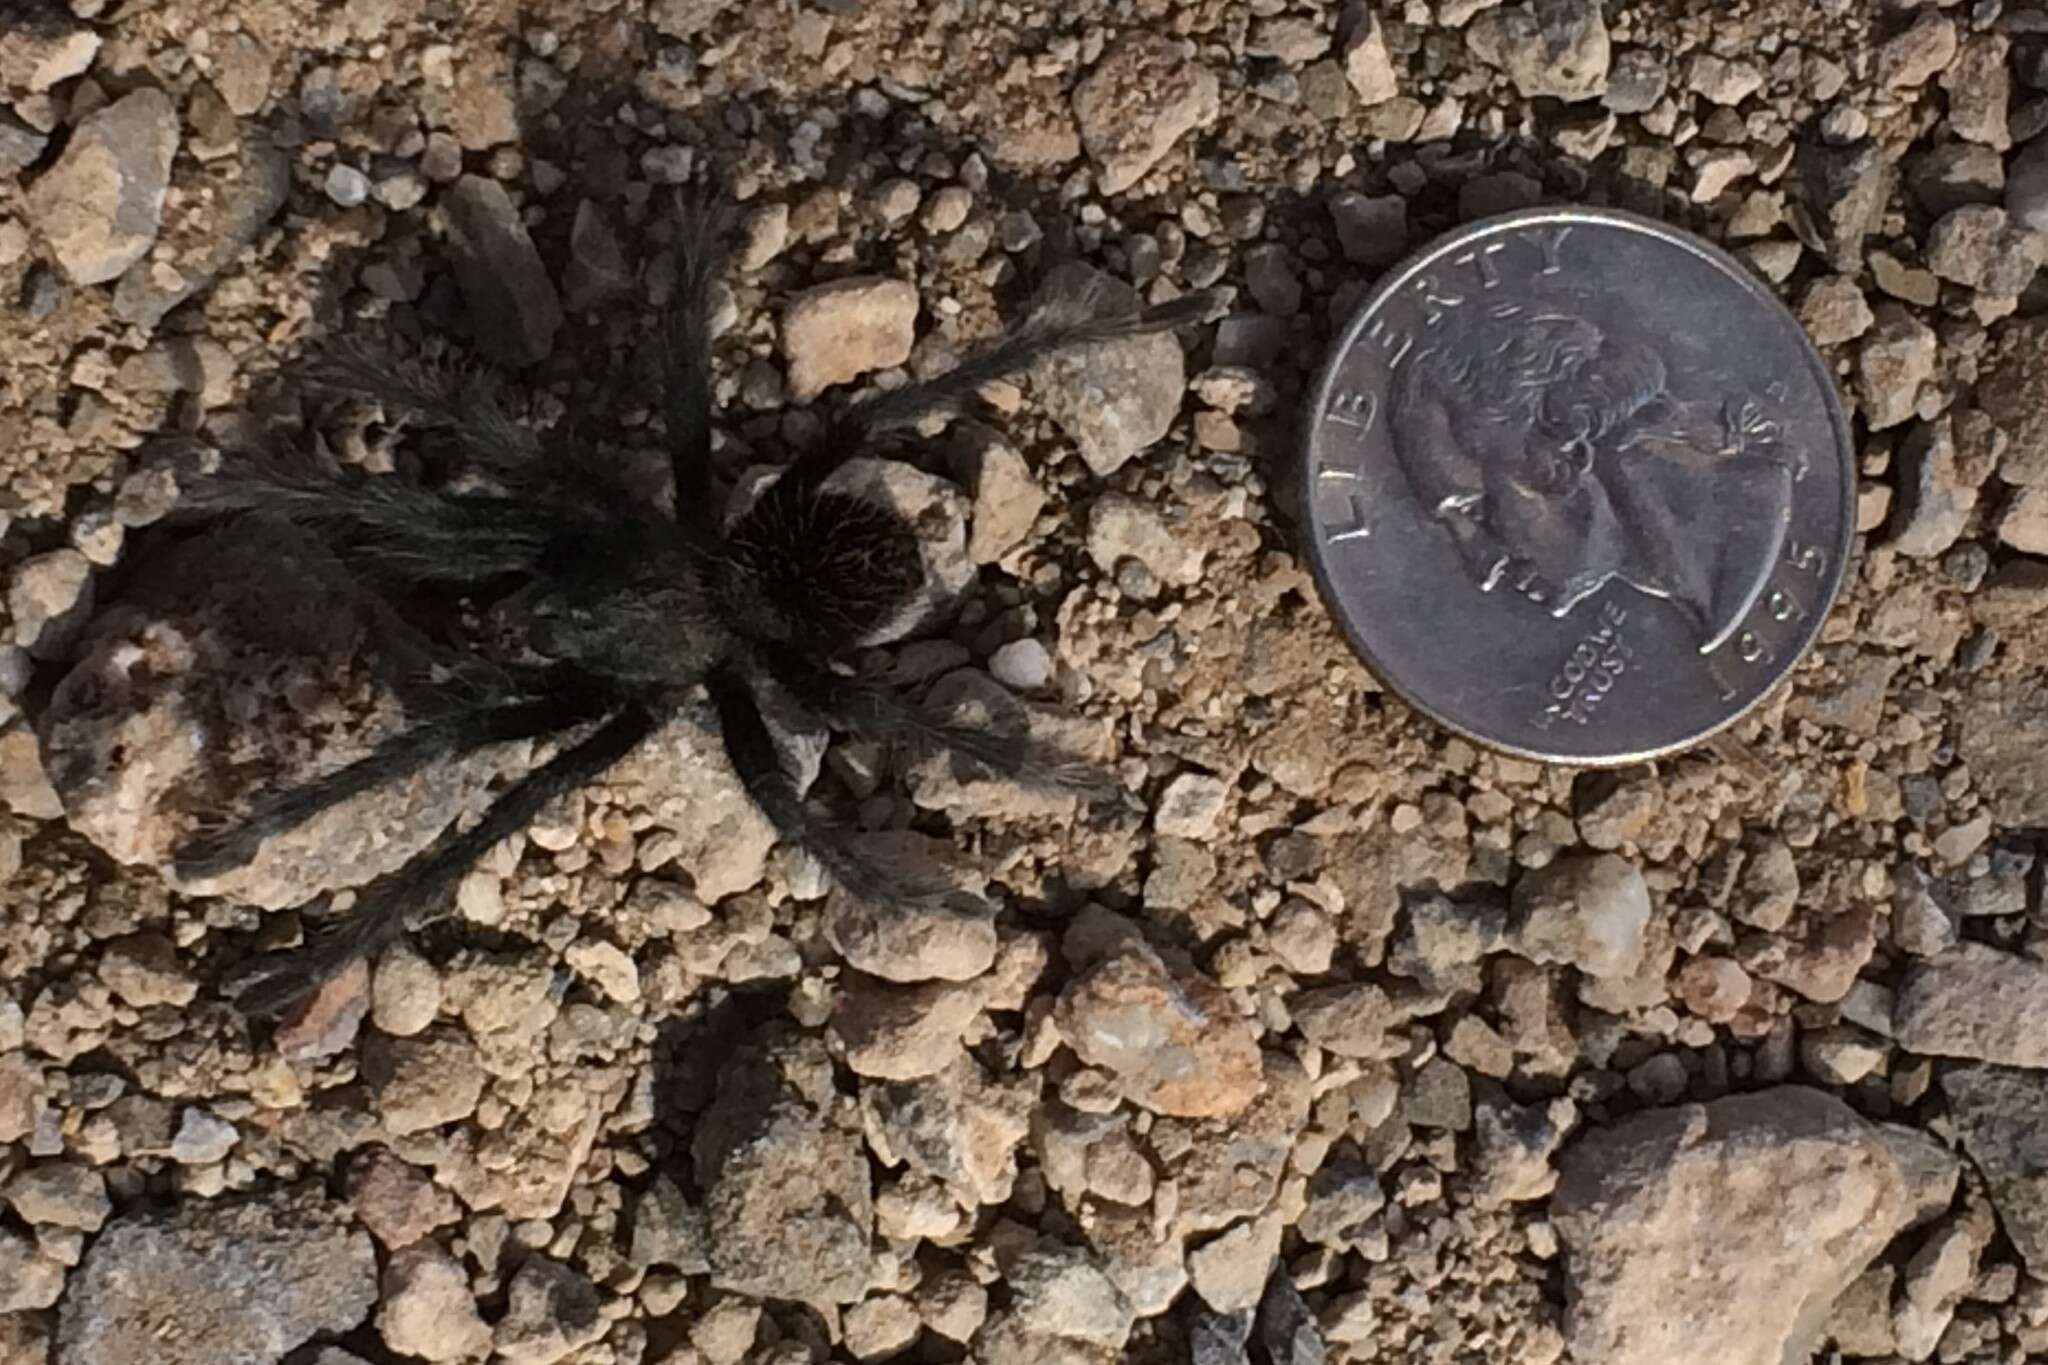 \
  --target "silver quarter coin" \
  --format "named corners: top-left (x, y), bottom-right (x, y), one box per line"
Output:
top-left (1300, 207), bottom-right (1855, 765)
